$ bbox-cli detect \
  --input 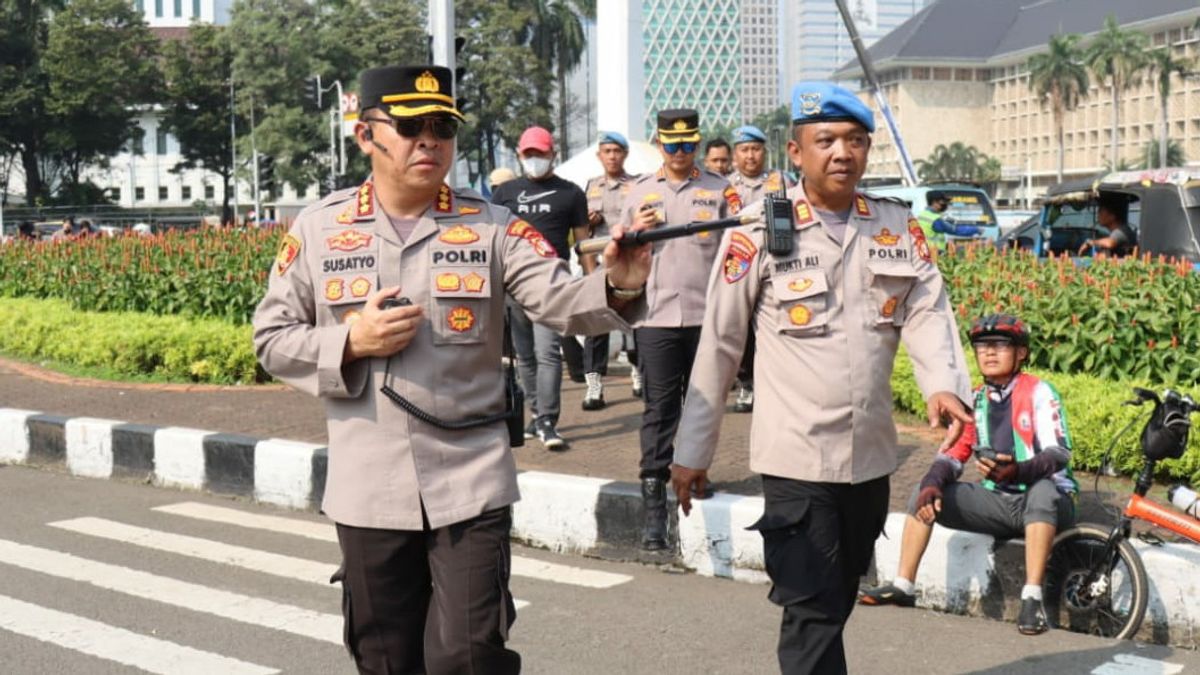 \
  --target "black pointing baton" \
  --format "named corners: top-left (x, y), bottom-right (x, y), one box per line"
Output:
top-left (574, 194), bottom-right (797, 257)
top-left (574, 213), bottom-right (758, 256)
